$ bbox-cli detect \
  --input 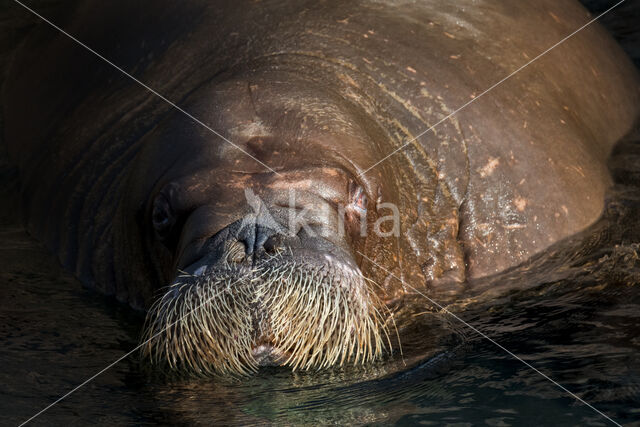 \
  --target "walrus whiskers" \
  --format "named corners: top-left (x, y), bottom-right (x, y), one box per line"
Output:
top-left (141, 257), bottom-right (389, 376)
top-left (142, 272), bottom-right (259, 375)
